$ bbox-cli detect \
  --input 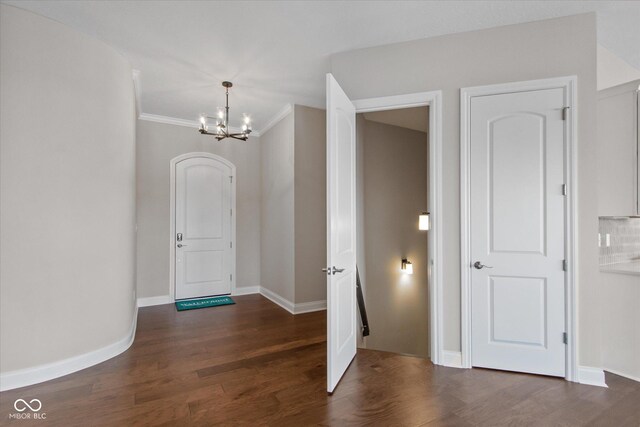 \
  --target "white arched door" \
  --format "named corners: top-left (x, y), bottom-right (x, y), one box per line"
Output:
top-left (174, 156), bottom-right (234, 300)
